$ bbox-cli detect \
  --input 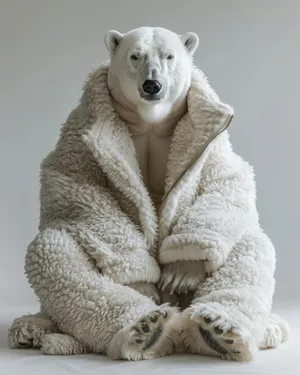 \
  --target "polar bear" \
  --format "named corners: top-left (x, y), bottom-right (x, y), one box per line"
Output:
top-left (8, 27), bottom-right (289, 362)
